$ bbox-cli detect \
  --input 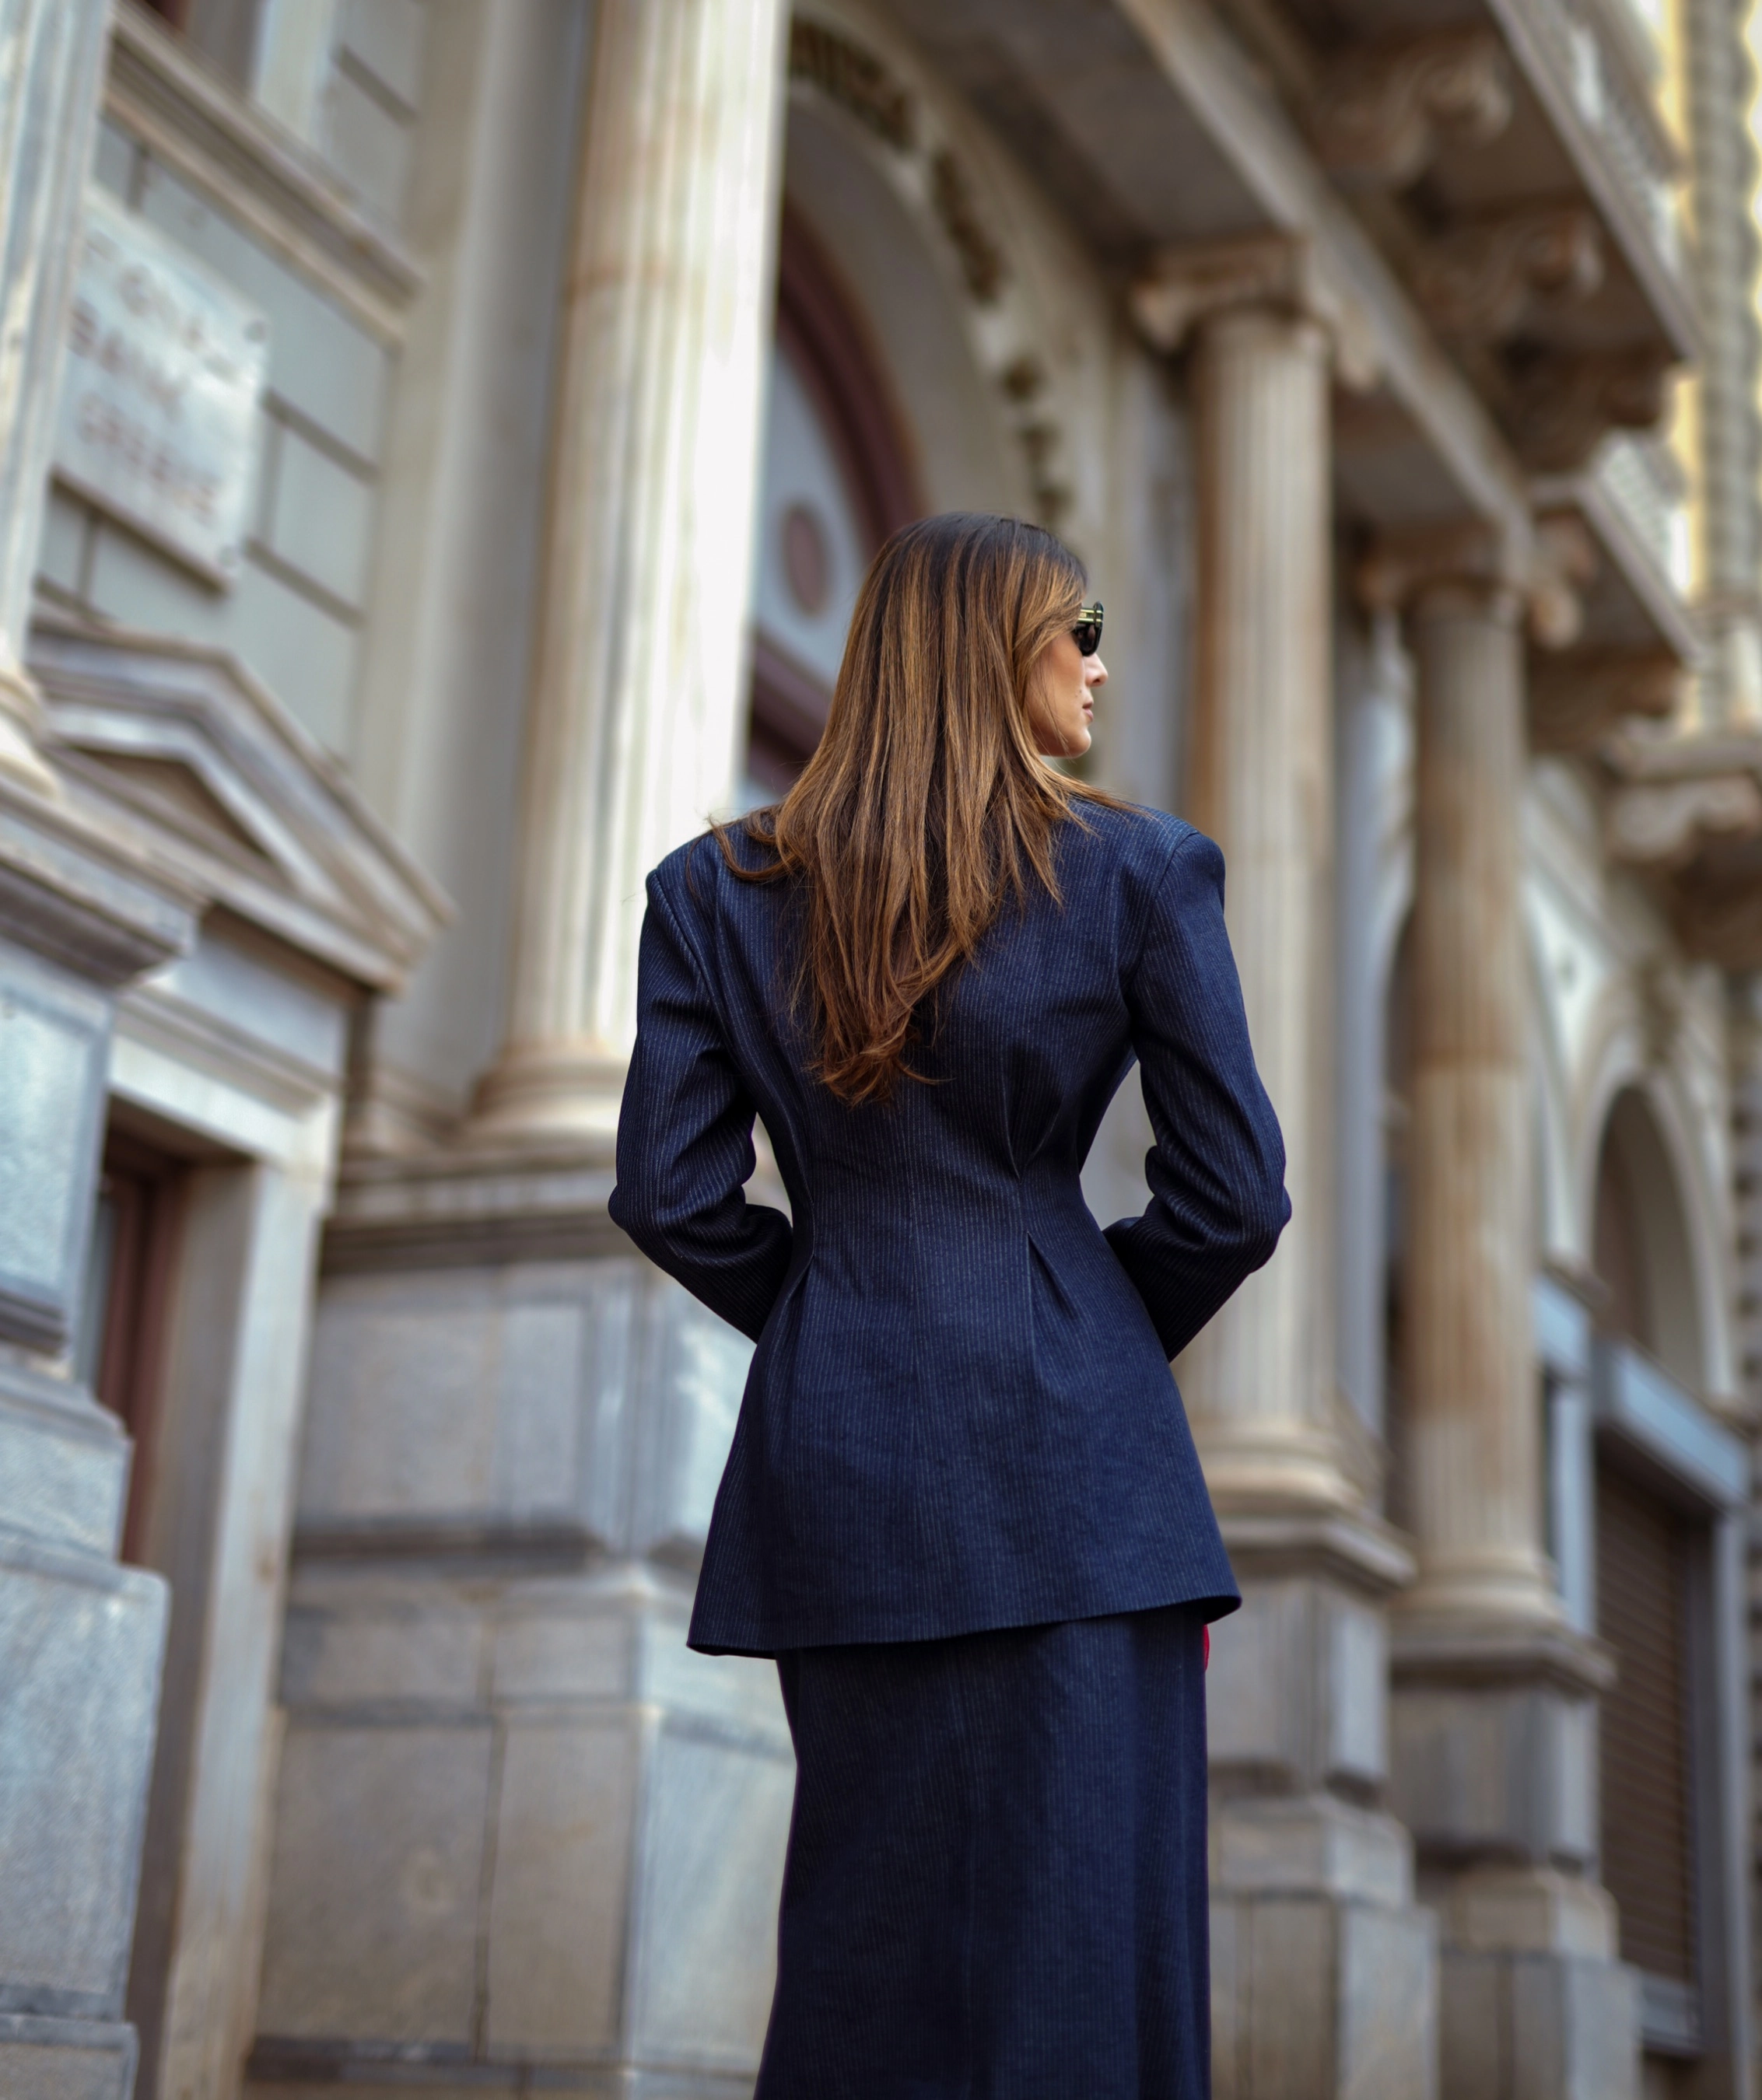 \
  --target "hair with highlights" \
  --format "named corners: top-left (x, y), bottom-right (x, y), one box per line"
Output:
top-left (717, 511), bottom-right (1109, 1104)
